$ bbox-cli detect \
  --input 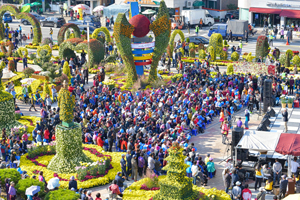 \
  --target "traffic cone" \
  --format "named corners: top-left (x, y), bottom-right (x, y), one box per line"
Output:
top-left (28, 33), bottom-right (30, 40)
top-left (286, 39), bottom-right (289, 45)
